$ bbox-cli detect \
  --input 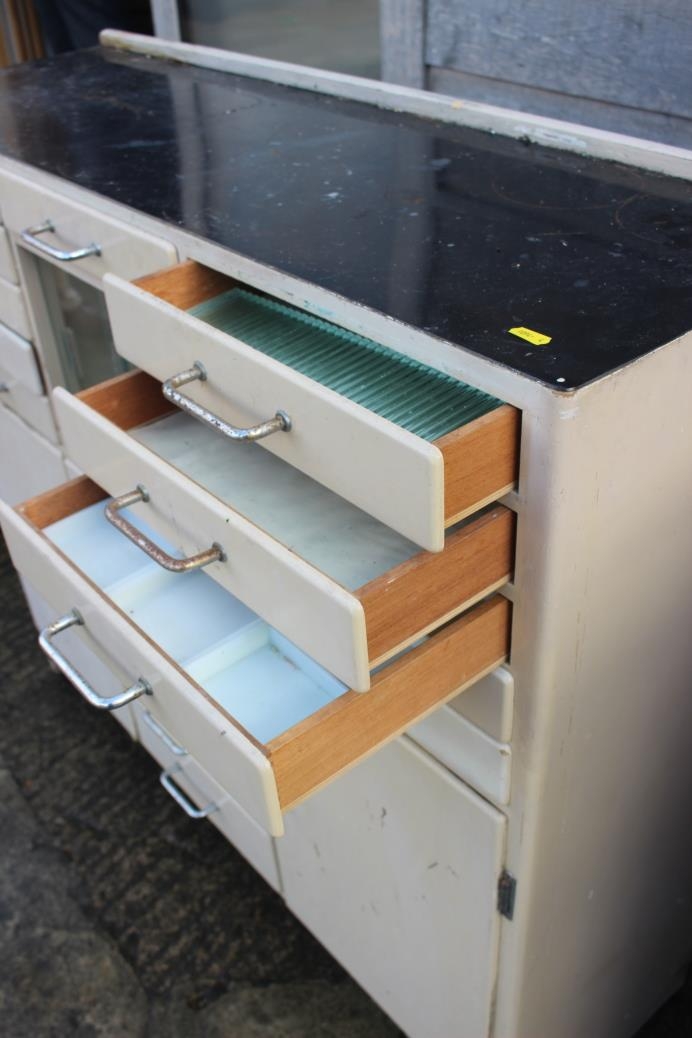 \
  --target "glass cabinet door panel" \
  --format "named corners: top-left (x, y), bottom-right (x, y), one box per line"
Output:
top-left (35, 258), bottom-right (129, 393)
